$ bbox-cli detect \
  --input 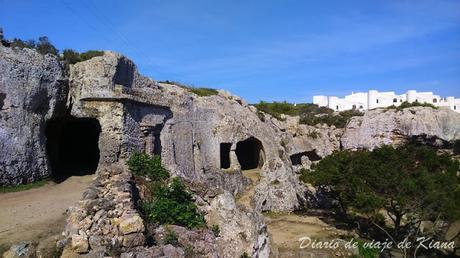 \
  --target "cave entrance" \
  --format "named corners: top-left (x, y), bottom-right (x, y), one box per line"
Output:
top-left (235, 137), bottom-right (264, 170)
top-left (46, 116), bottom-right (101, 181)
top-left (290, 150), bottom-right (321, 165)
top-left (220, 143), bottom-right (232, 169)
